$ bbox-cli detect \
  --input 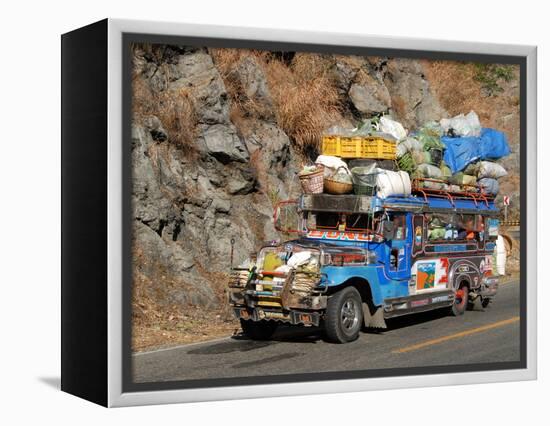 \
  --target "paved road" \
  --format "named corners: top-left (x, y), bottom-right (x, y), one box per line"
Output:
top-left (133, 280), bottom-right (520, 383)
